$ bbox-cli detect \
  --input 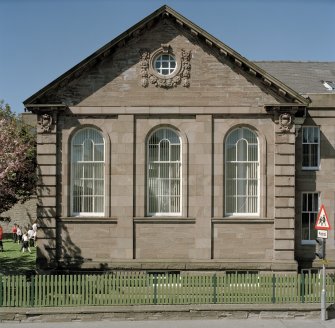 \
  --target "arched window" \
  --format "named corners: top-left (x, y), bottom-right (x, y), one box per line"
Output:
top-left (71, 128), bottom-right (105, 216)
top-left (147, 128), bottom-right (181, 216)
top-left (225, 127), bottom-right (259, 215)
